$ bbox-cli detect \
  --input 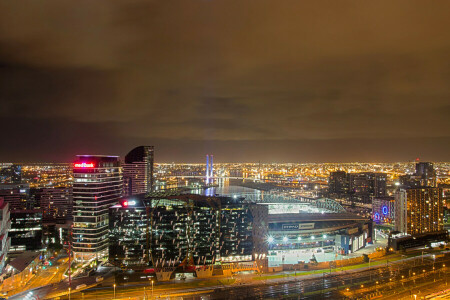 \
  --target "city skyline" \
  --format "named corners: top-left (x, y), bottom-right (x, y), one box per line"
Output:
top-left (1, 1), bottom-right (450, 162)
